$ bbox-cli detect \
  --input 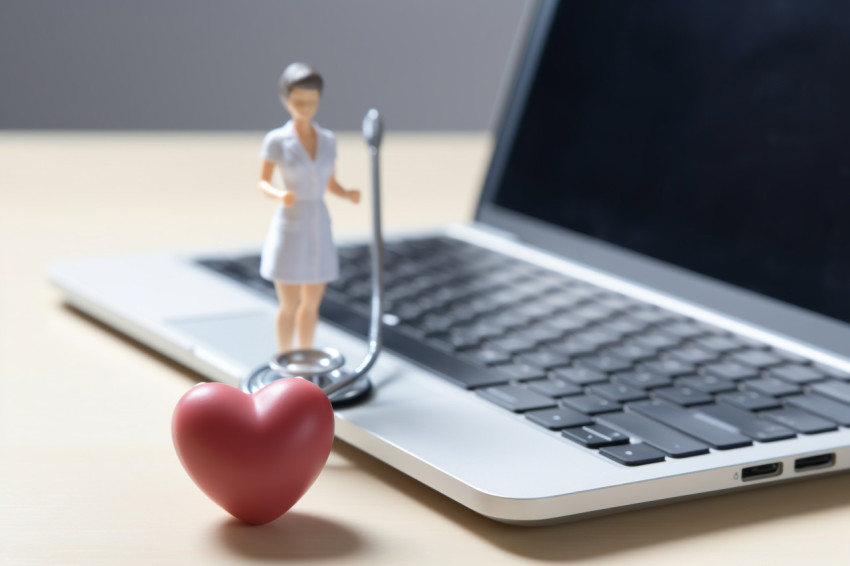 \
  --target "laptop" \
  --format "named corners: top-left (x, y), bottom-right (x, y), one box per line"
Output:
top-left (49, 0), bottom-right (850, 524)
